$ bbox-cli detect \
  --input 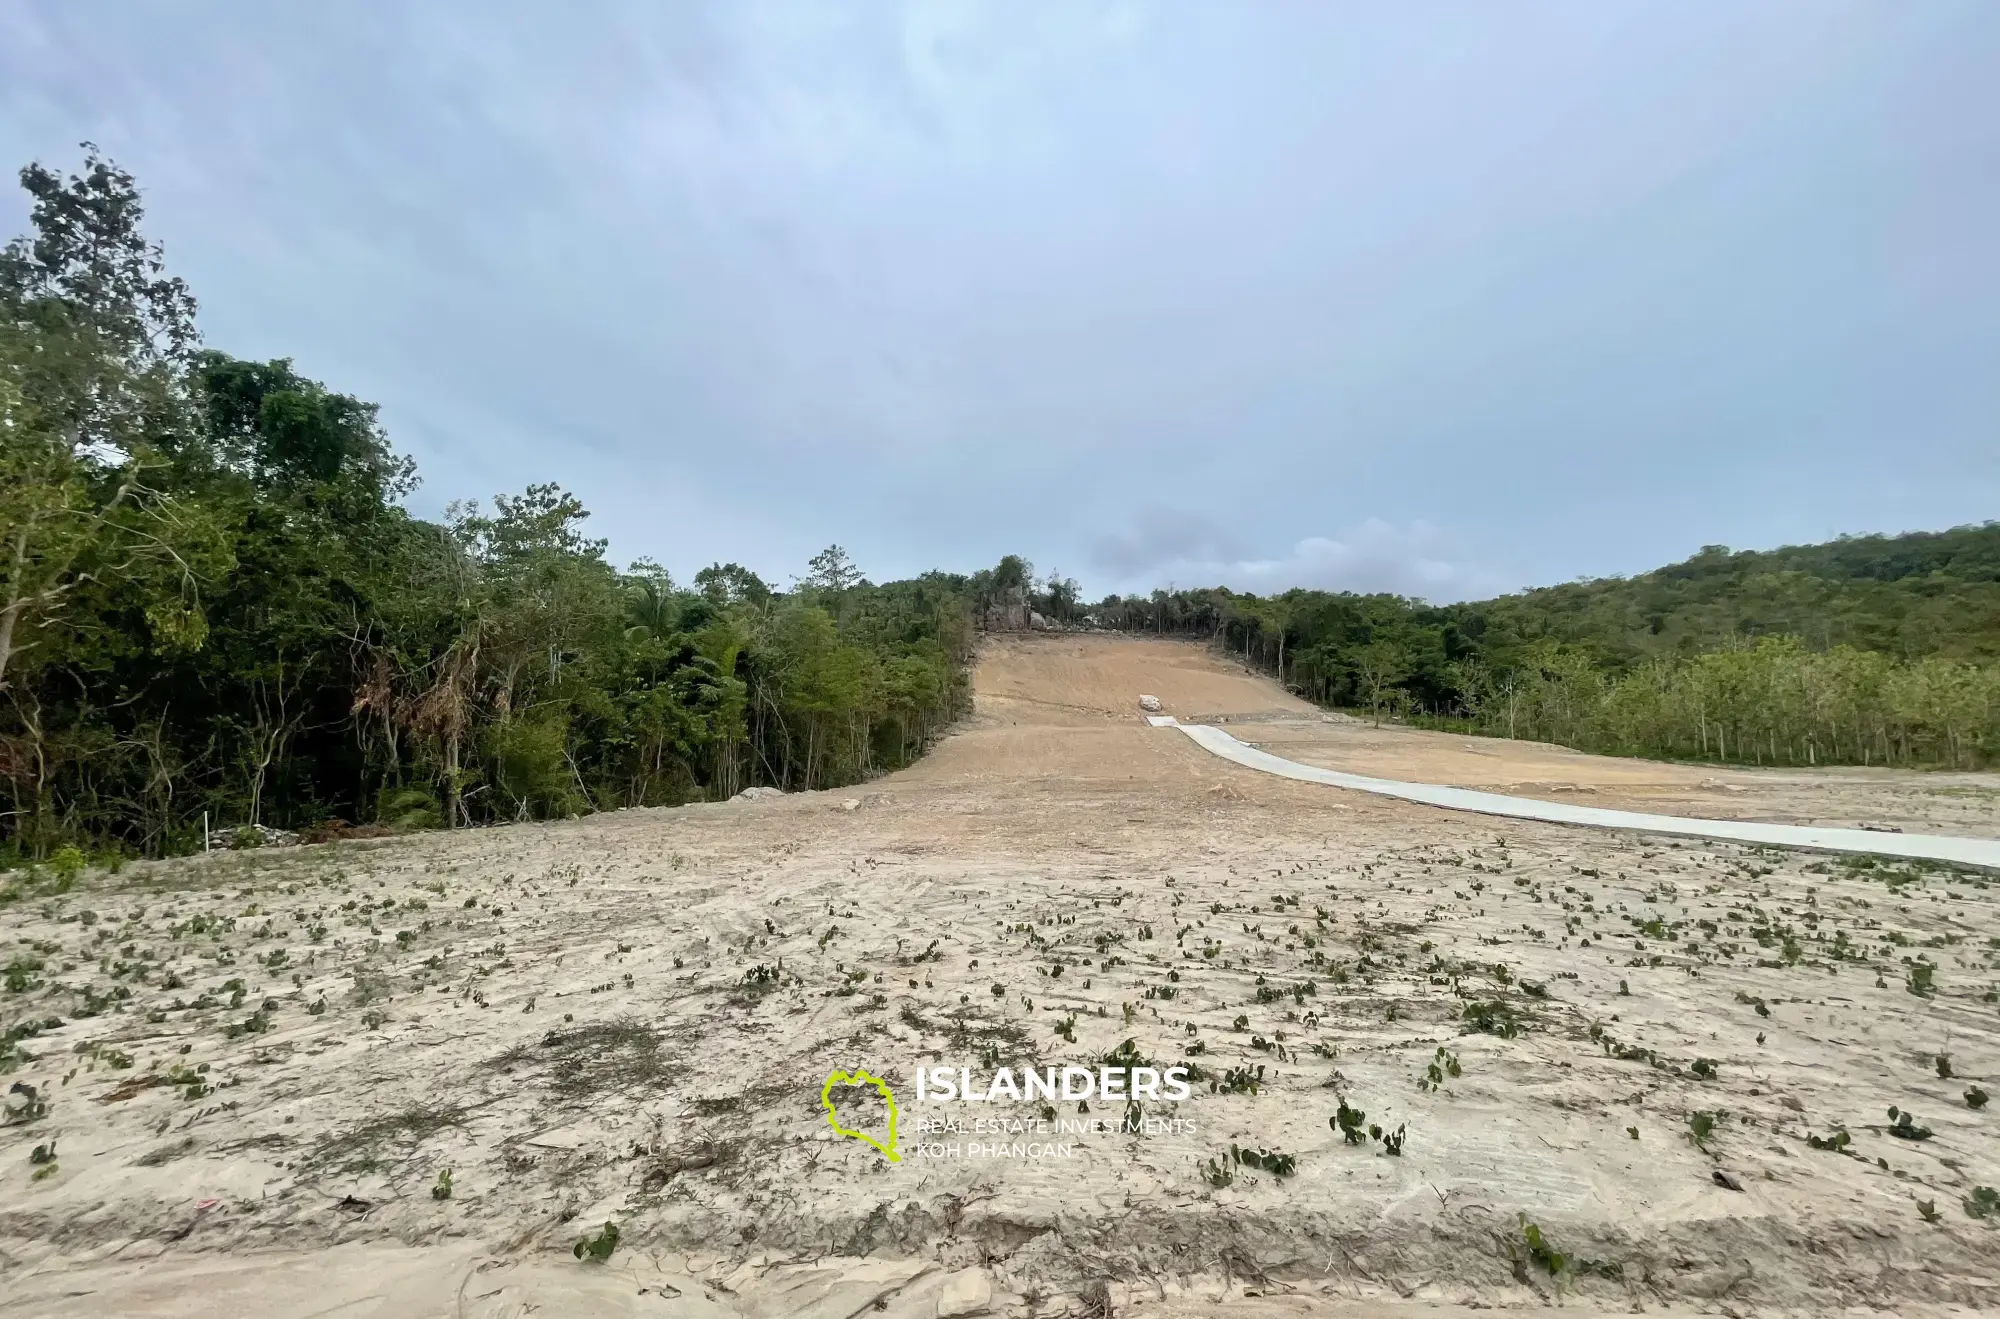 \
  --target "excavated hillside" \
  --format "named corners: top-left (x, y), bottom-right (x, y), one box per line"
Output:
top-left (3, 634), bottom-right (1996, 1318)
